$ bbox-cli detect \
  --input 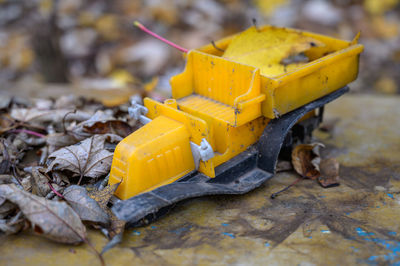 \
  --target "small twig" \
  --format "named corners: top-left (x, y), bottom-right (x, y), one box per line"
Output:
top-left (211, 40), bottom-right (225, 52)
top-left (9, 129), bottom-right (45, 138)
top-left (133, 21), bottom-right (188, 53)
top-left (62, 110), bottom-right (76, 134)
top-left (271, 177), bottom-right (303, 199)
top-left (47, 182), bottom-right (65, 199)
